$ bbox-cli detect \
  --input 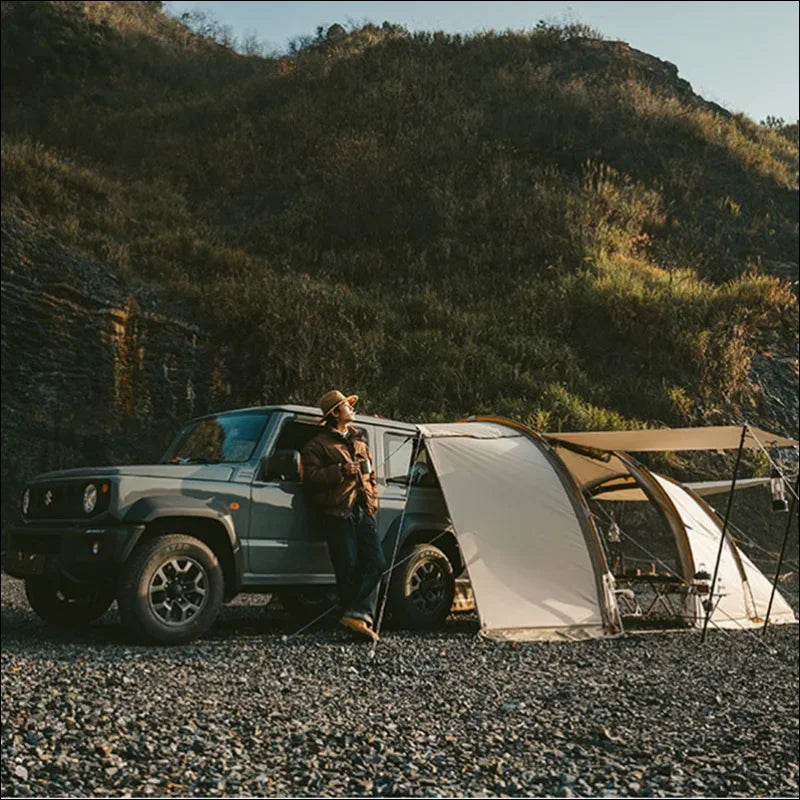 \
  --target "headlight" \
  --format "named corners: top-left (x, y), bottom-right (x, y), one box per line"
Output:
top-left (22, 488), bottom-right (30, 516)
top-left (82, 484), bottom-right (98, 514)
